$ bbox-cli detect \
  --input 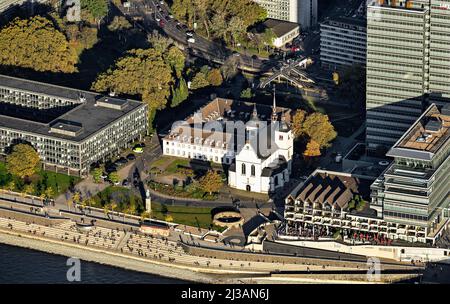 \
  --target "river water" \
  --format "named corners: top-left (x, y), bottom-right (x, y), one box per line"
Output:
top-left (0, 243), bottom-right (187, 284)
